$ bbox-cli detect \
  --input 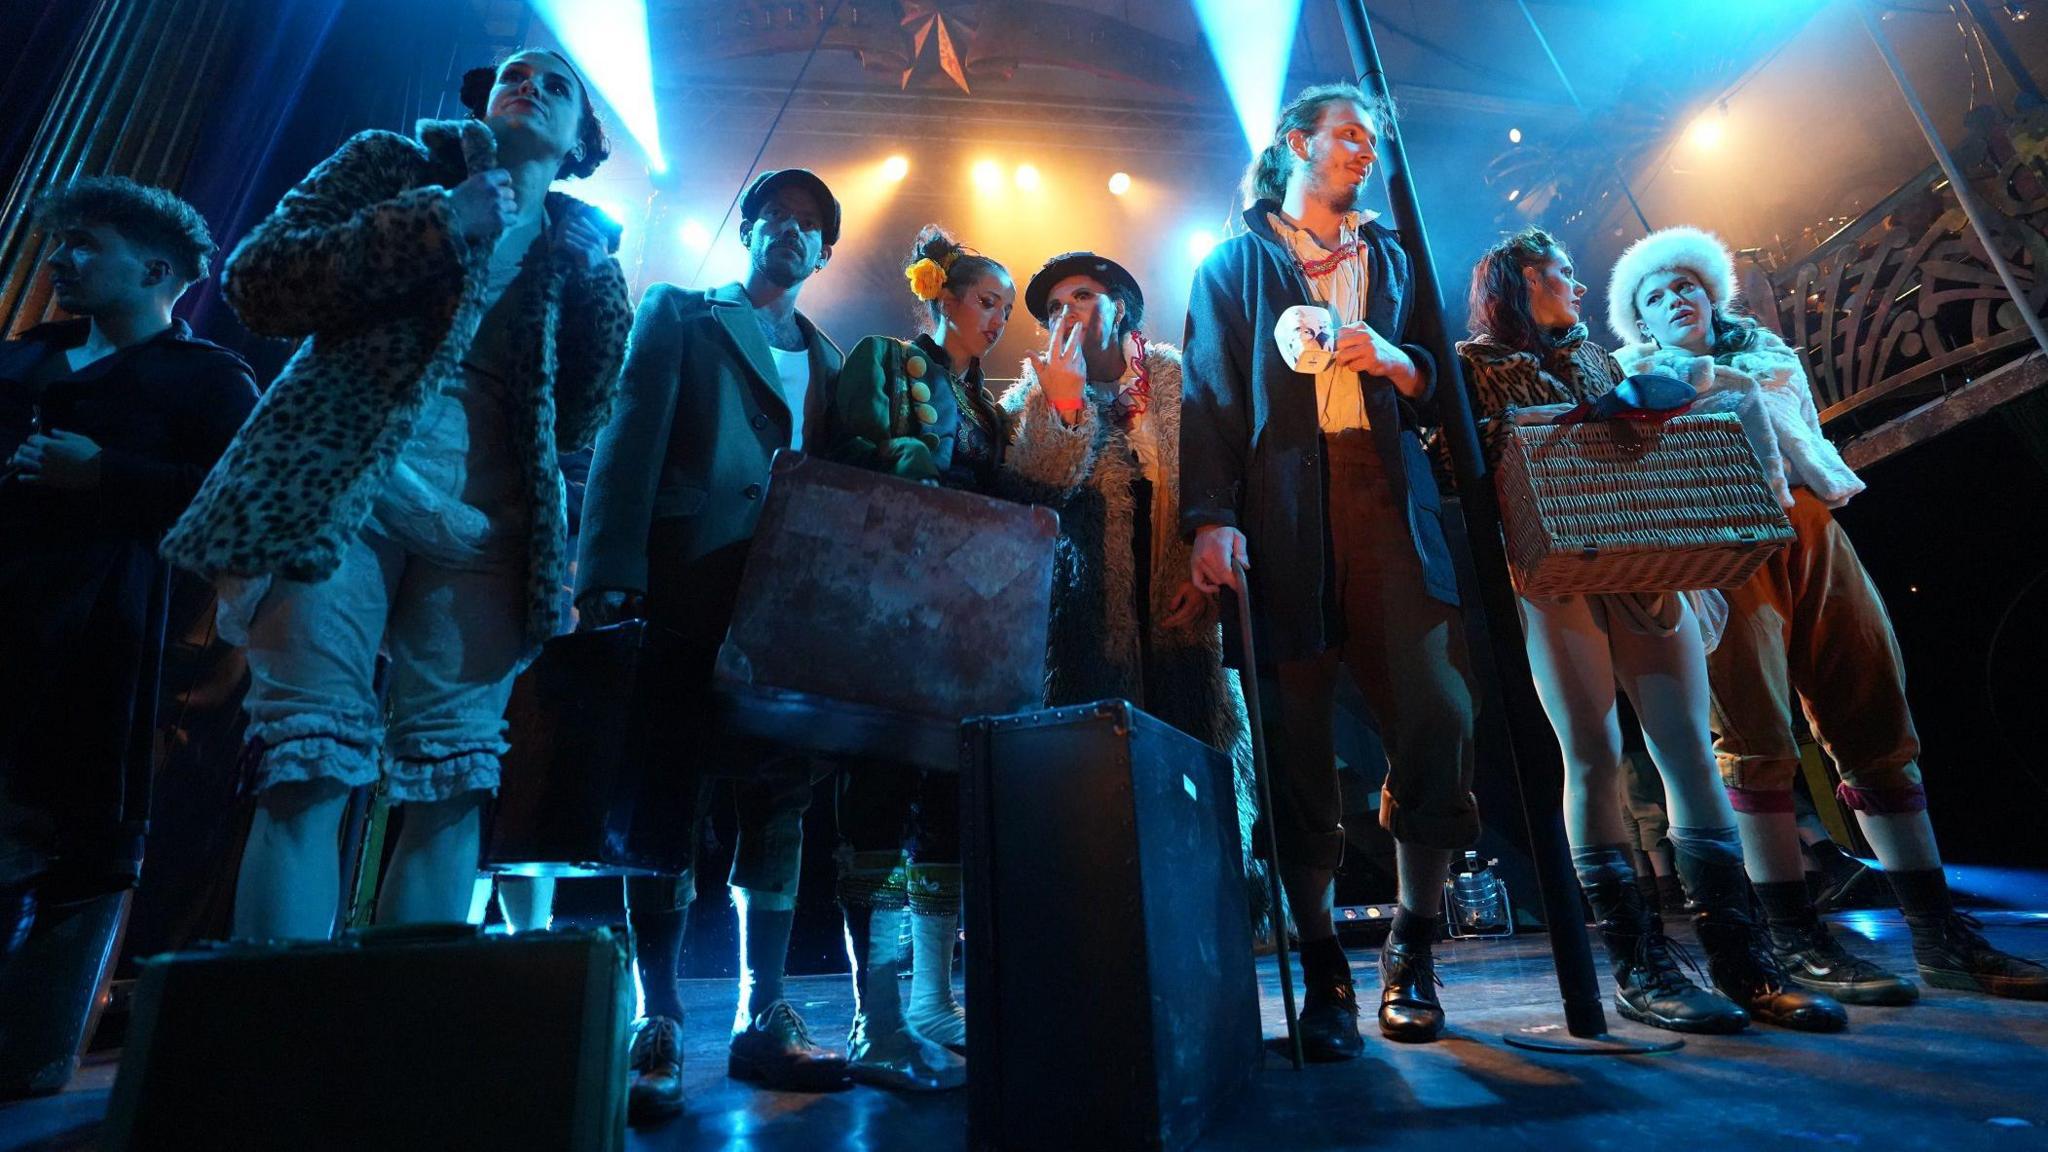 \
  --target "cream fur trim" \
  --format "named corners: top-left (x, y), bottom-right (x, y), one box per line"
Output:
top-left (1606, 225), bottom-right (1738, 346)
